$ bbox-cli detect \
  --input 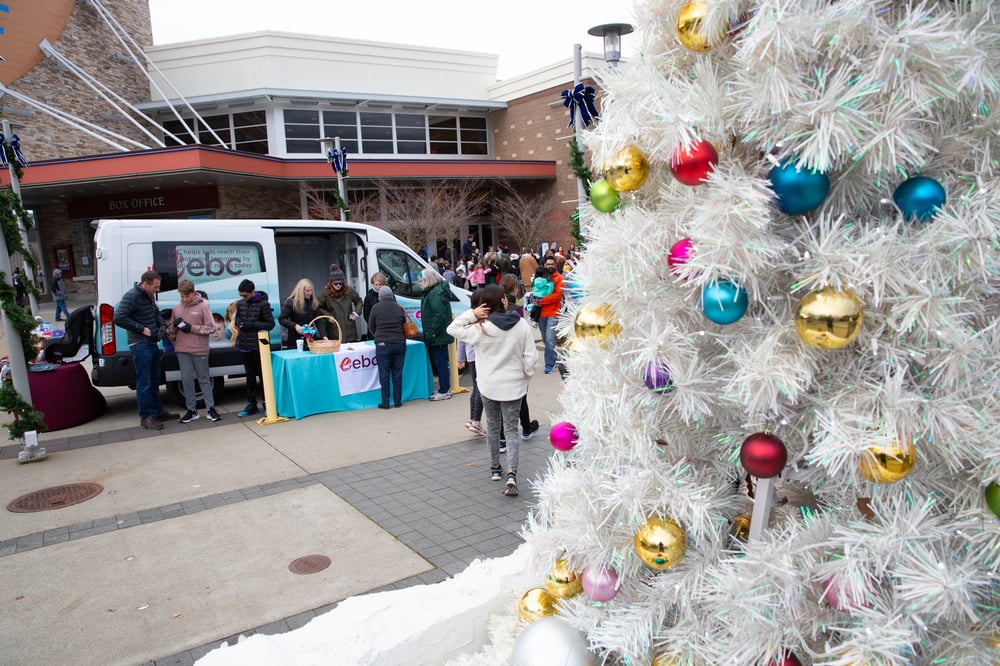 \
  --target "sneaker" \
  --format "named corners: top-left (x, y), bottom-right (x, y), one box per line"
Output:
top-left (179, 410), bottom-right (199, 424)
top-left (499, 438), bottom-right (507, 453)
top-left (140, 415), bottom-right (163, 430)
top-left (521, 420), bottom-right (540, 440)
top-left (504, 473), bottom-right (518, 496)
top-left (466, 421), bottom-right (485, 436)
top-left (153, 409), bottom-right (179, 422)
top-left (207, 408), bottom-right (222, 422)
top-left (490, 465), bottom-right (503, 481)
top-left (377, 403), bottom-right (390, 410)
top-left (238, 402), bottom-right (259, 417)
top-left (429, 391), bottom-right (452, 401)
top-left (544, 366), bottom-right (553, 374)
